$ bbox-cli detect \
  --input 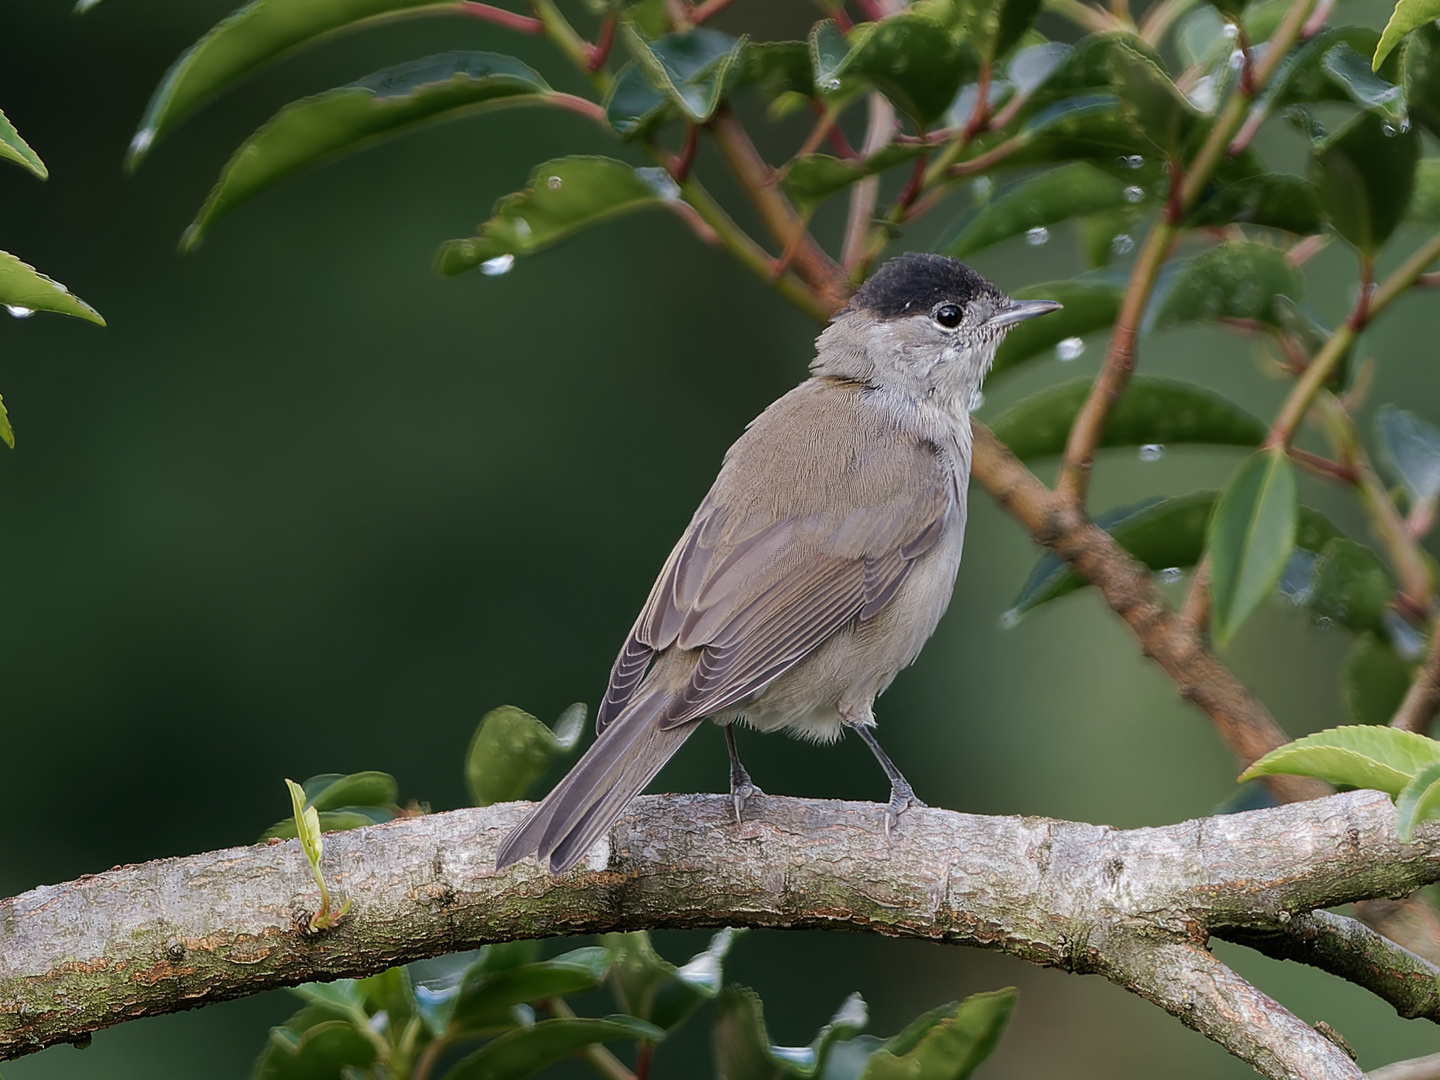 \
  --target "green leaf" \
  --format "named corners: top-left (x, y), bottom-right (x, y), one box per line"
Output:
top-left (1208, 448), bottom-right (1298, 648)
top-left (990, 278), bottom-right (1123, 377)
top-left (1150, 242), bottom-right (1301, 331)
top-left (285, 778), bottom-right (324, 873)
top-left (1402, 22), bottom-right (1440, 139)
top-left (1376, 403), bottom-right (1440, 505)
top-left (738, 41), bottom-right (815, 99)
top-left (1344, 634), bottom-right (1413, 726)
top-left (184, 52), bottom-right (555, 250)
top-left (0, 108), bottom-right (46, 179)
top-left (262, 809), bottom-right (387, 841)
top-left (1105, 41), bottom-right (1202, 156)
top-left (860, 988), bottom-right (1017, 1080)
top-left (1310, 110), bottom-right (1419, 256)
top-left (603, 928), bottom-right (737, 1030)
top-left (307, 770), bottom-right (398, 811)
top-left (604, 63), bottom-right (671, 137)
top-left (817, 15), bottom-right (976, 126)
top-left (712, 987), bottom-right (807, 1080)
top-left (1239, 725), bottom-right (1440, 795)
top-left (0, 393), bottom-right (12, 451)
top-left (1309, 537), bottom-right (1395, 635)
top-left (1076, 207), bottom-right (1142, 268)
top-left (437, 157), bottom-right (682, 277)
top-left (1375, 0), bottom-right (1440, 71)
top-left (252, 1019), bottom-right (377, 1080)
top-left (1322, 43), bottom-right (1409, 127)
top-left (0, 251), bottom-right (105, 325)
top-left (1186, 173), bottom-right (1325, 234)
top-left (359, 966), bottom-right (417, 1030)
top-left (782, 144), bottom-right (930, 213)
top-left (621, 26), bottom-right (747, 123)
top-left (942, 163), bottom-right (1142, 259)
top-left (1408, 159), bottom-right (1440, 224)
top-left (993, 0), bottom-right (1045, 60)
top-left (1265, 28), bottom-right (1393, 111)
top-left (440, 1016), bottom-right (663, 1080)
top-left (130, 0), bottom-right (450, 165)
top-left (1396, 761), bottom-right (1440, 840)
top-left (449, 950), bottom-right (611, 1036)
top-left (988, 376), bottom-right (1266, 462)
top-left (465, 703), bottom-right (584, 807)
